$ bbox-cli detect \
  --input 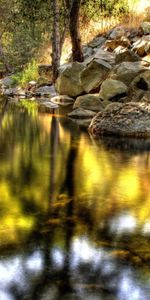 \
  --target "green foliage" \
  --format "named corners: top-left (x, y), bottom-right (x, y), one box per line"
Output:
top-left (11, 60), bottom-right (39, 87)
